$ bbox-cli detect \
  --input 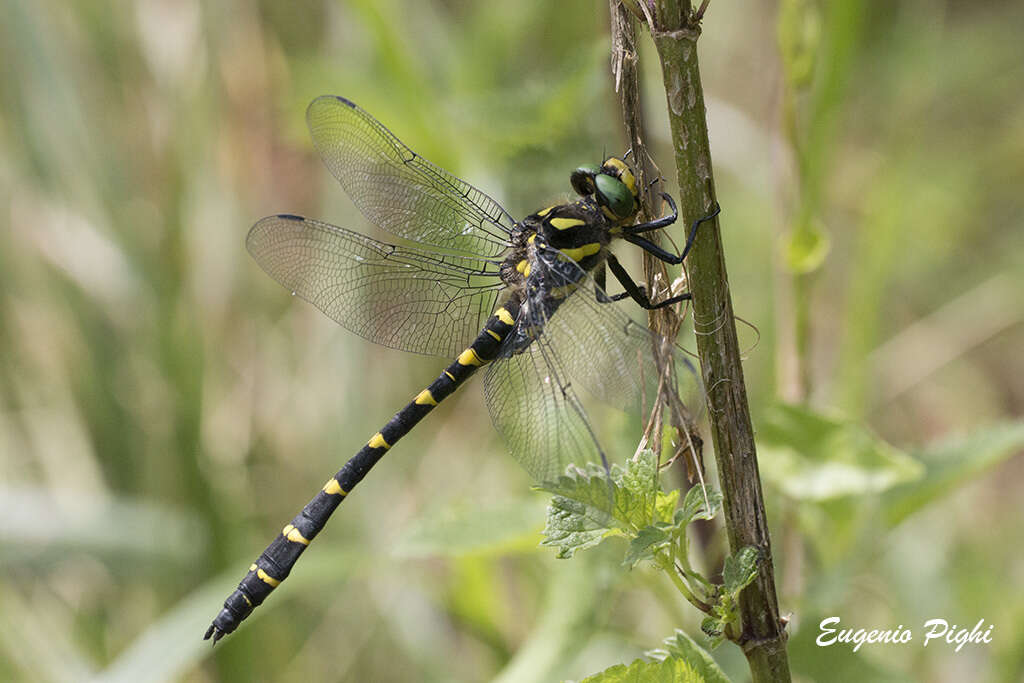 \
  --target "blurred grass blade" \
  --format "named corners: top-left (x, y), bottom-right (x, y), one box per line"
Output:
top-left (88, 571), bottom-right (242, 683)
top-left (91, 548), bottom-right (358, 683)
top-left (0, 486), bottom-right (204, 566)
top-left (882, 421), bottom-right (1024, 528)
top-left (393, 497), bottom-right (546, 558)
